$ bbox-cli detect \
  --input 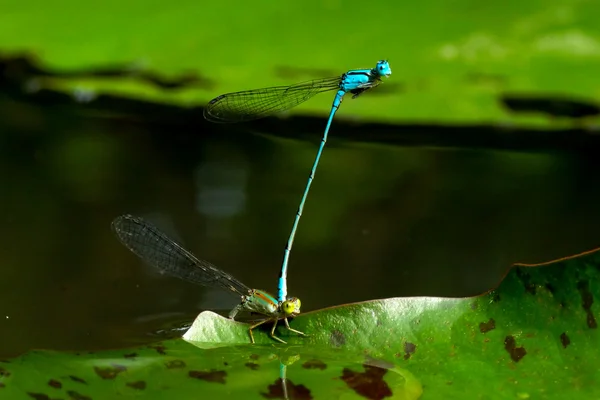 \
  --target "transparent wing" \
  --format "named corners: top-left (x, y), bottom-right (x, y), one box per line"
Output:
top-left (112, 214), bottom-right (252, 297)
top-left (203, 76), bottom-right (342, 123)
